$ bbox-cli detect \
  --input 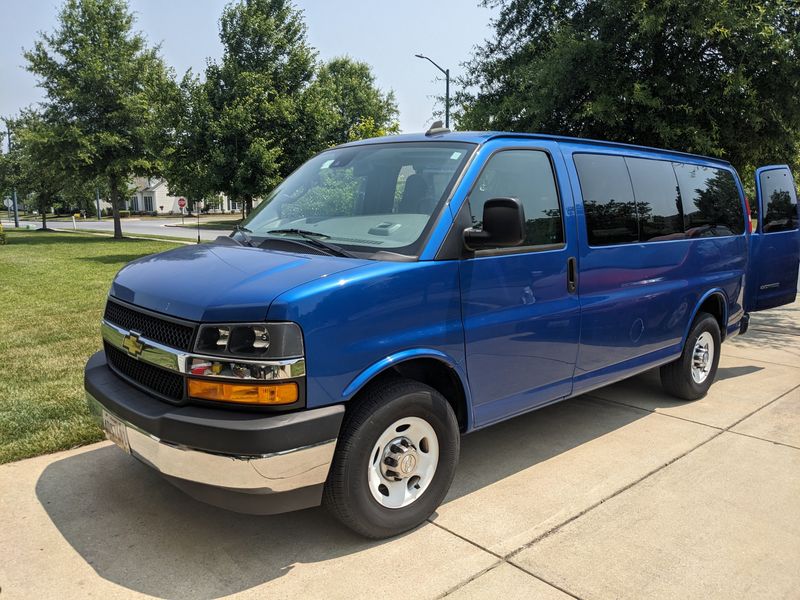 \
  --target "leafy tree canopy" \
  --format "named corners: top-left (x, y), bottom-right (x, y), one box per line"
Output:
top-left (166, 3), bottom-right (400, 212)
top-left (24, 0), bottom-right (174, 237)
top-left (306, 57), bottom-right (400, 147)
top-left (203, 0), bottom-right (317, 211)
top-left (7, 110), bottom-right (66, 228)
top-left (458, 0), bottom-right (800, 174)
top-left (162, 70), bottom-right (217, 203)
